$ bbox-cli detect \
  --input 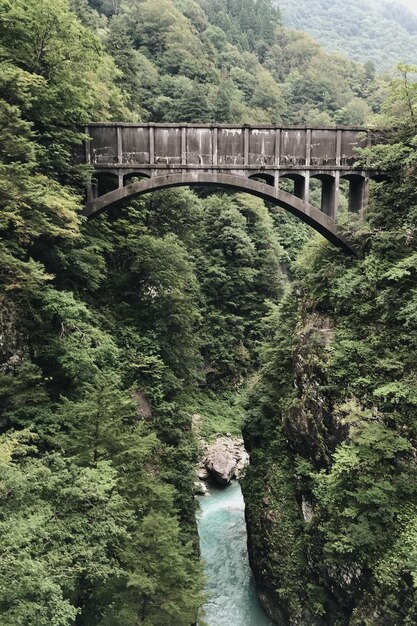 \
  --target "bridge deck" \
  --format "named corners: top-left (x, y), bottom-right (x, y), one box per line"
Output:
top-left (85, 123), bottom-right (376, 173)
